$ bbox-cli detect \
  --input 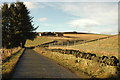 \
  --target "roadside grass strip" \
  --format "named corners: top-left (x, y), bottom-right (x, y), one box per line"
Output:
top-left (2, 48), bottom-right (25, 79)
top-left (34, 47), bottom-right (120, 79)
